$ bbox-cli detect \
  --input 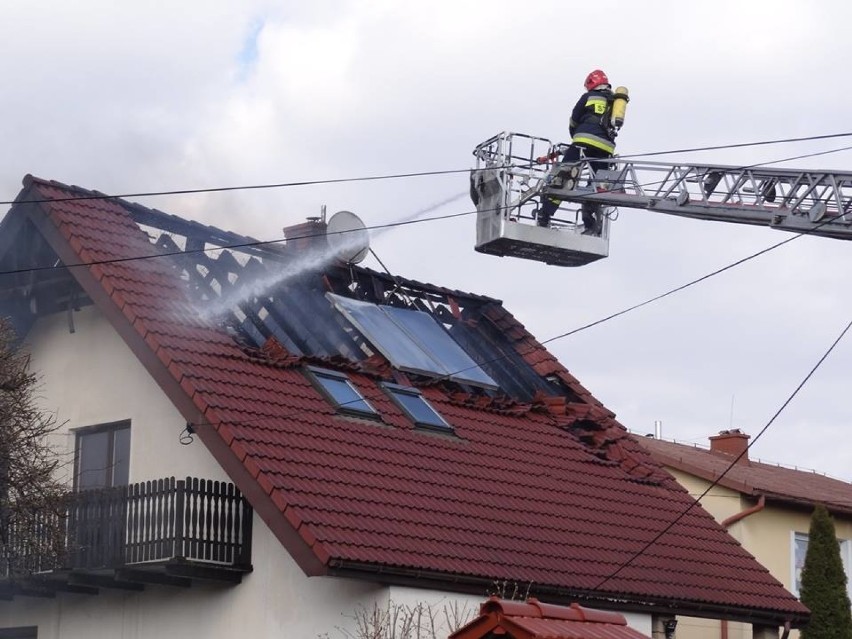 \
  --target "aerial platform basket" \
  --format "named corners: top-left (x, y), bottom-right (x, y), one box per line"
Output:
top-left (470, 131), bottom-right (612, 267)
